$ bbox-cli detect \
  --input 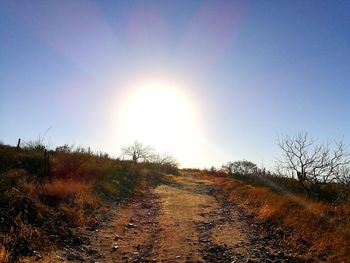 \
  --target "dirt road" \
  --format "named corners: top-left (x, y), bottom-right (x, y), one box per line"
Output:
top-left (34, 172), bottom-right (299, 262)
